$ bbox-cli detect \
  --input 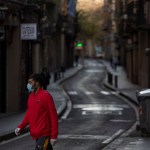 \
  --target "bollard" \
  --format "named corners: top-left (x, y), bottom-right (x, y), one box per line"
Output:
top-left (108, 72), bottom-right (113, 85)
top-left (60, 65), bottom-right (65, 78)
top-left (54, 71), bottom-right (57, 82)
top-left (58, 70), bottom-right (61, 79)
top-left (114, 75), bottom-right (118, 88)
